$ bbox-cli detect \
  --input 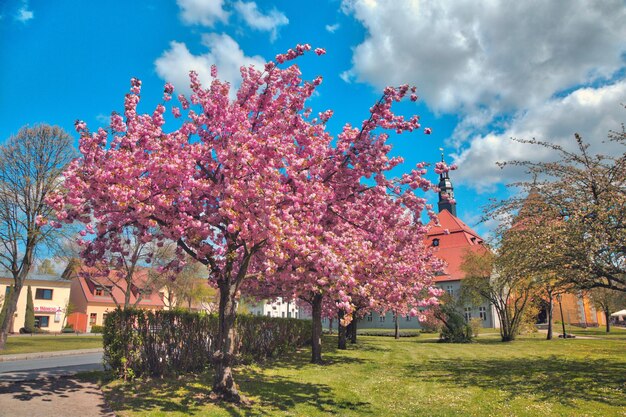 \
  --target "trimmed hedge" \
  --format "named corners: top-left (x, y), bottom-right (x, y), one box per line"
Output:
top-left (103, 308), bottom-right (311, 379)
